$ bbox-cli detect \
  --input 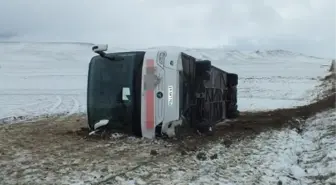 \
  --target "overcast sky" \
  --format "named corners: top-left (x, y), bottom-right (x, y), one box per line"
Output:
top-left (0, 0), bottom-right (335, 58)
